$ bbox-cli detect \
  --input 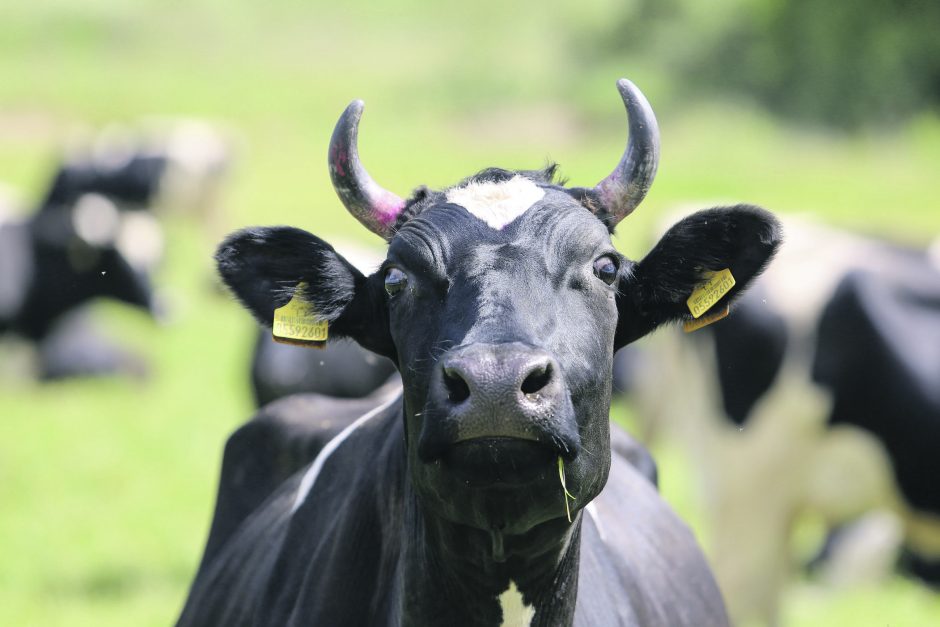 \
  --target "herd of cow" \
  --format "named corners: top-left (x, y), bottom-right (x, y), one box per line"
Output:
top-left (3, 79), bottom-right (938, 625)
